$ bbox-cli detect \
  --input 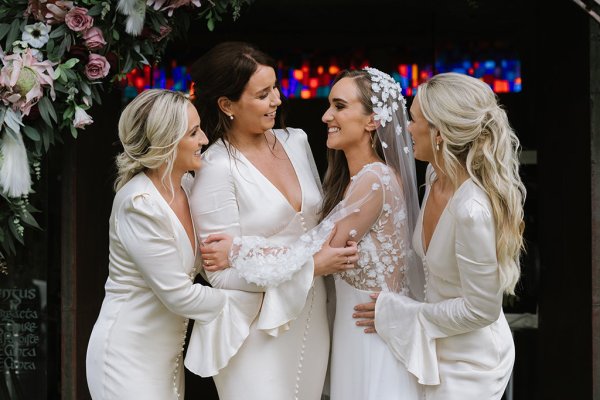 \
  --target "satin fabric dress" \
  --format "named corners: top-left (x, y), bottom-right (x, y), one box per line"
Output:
top-left (86, 173), bottom-right (261, 400)
top-left (375, 165), bottom-right (515, 400)
top-left (185, 129), bottom-right (330, 400)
